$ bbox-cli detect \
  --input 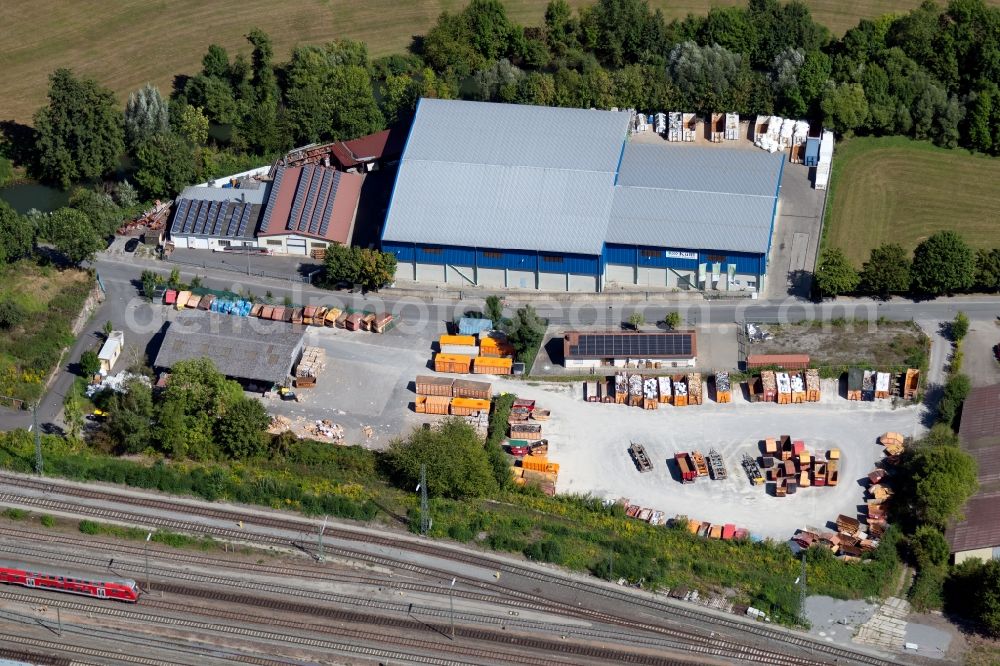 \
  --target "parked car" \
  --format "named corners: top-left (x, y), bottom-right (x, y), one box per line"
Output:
top-left (124, 238), bottom-right (140, 252)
